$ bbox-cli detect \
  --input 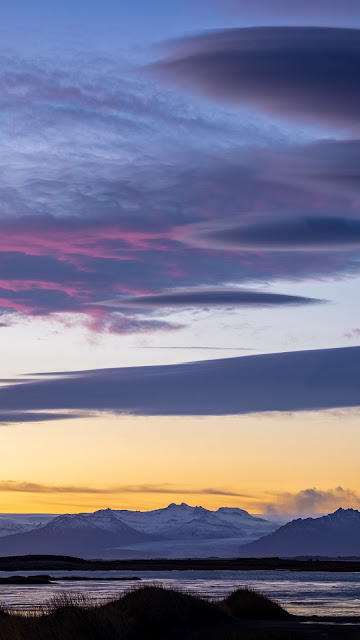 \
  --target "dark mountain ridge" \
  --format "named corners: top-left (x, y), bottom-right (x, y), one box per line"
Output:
top-left (239, 508), bottom-right (360, 557)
